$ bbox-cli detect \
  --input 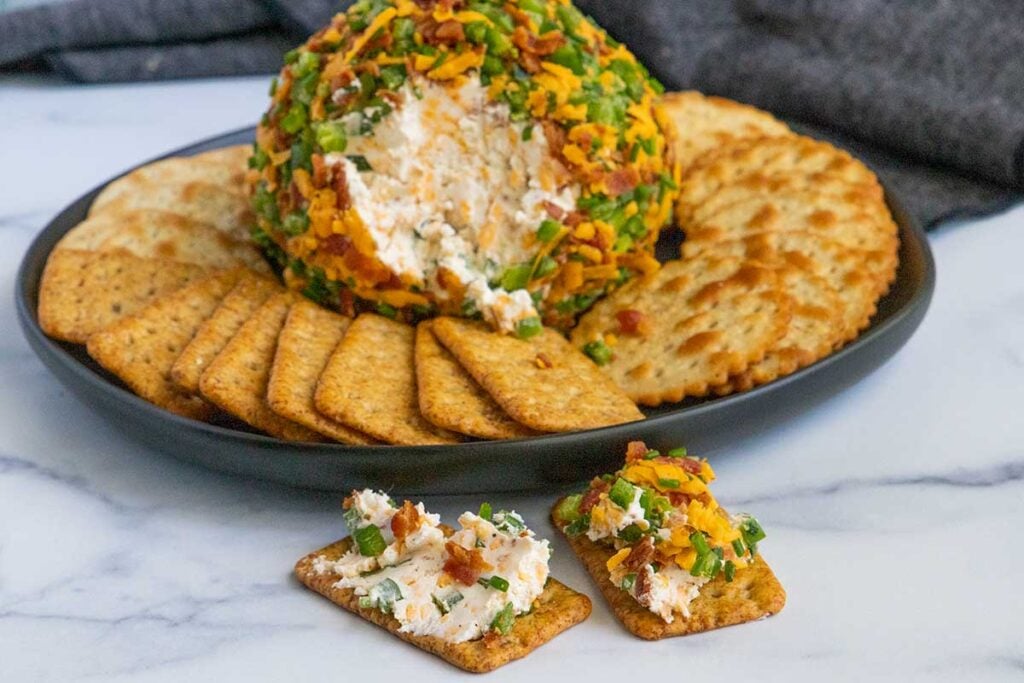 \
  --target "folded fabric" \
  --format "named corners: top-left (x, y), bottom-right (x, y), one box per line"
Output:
top-left (1, 0), bottom-right (1020, 228)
